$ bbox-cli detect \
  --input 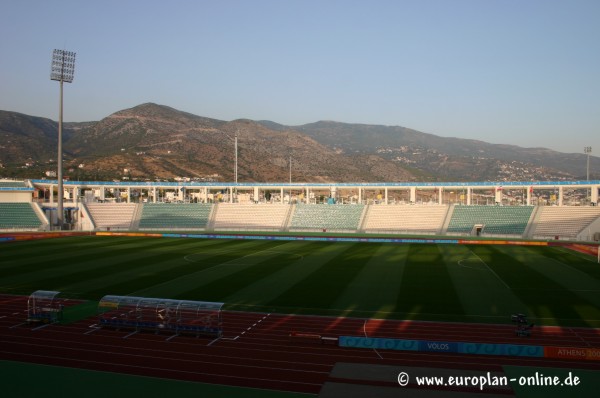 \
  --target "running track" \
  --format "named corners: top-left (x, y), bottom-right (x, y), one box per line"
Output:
top-left (1, 295), bottom-right (599, 395)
